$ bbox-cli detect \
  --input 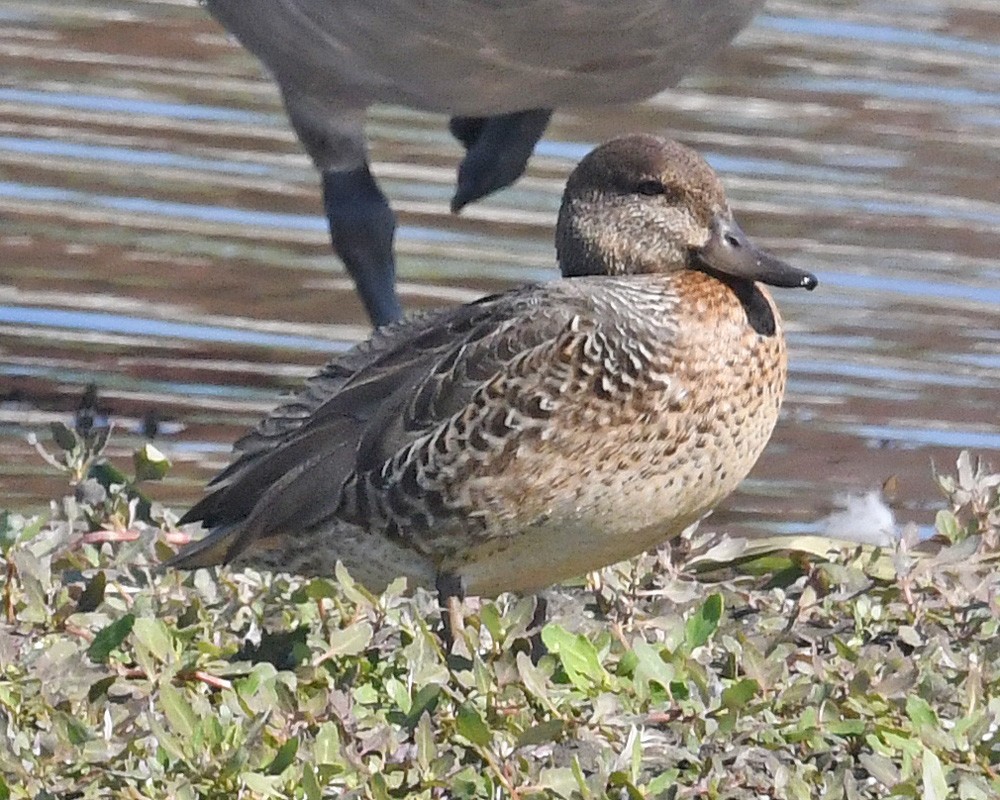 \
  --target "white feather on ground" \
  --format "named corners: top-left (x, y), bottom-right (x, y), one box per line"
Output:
top-left (820, 491), bottom-right (899, 547)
